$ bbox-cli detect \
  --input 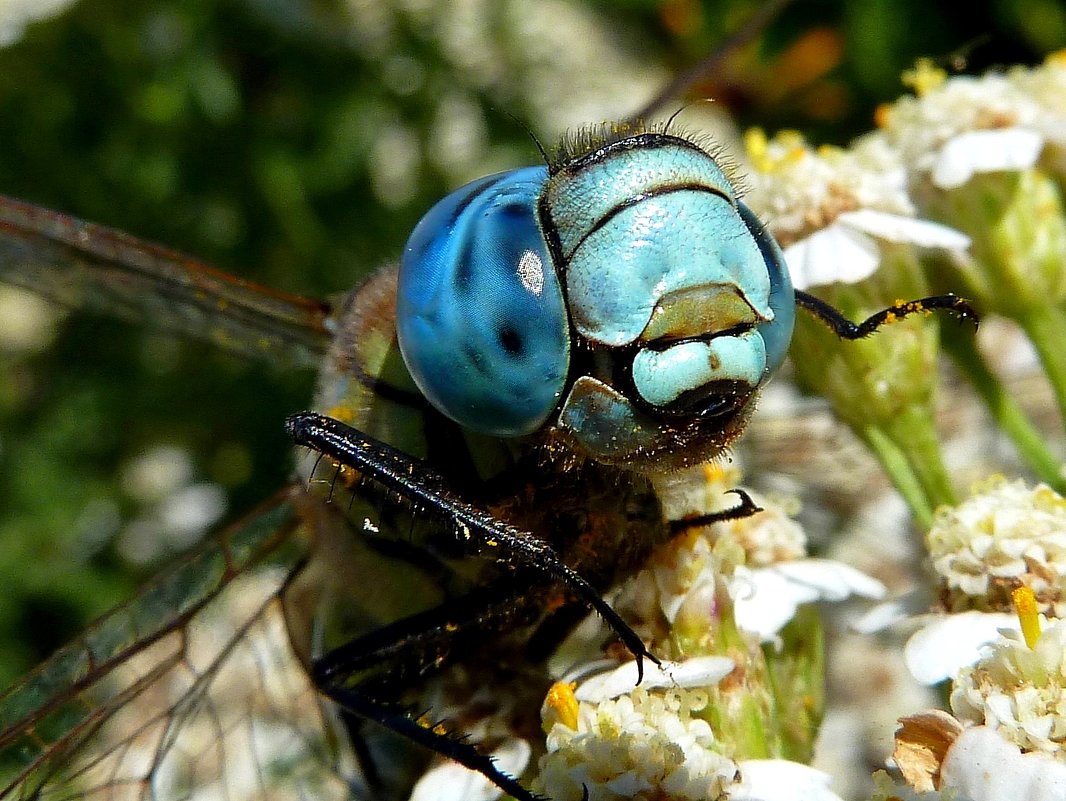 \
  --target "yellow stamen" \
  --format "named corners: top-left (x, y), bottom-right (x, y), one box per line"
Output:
top-left (702, 462), bottom-right (727, 483)
top-left (744, 128), bottom-right (771, 172)
top-left (901, 58), bottom-right (946, 96)
top-left (325, 404), bottom-right (356, 424)
top-left (544, 681), bottom-right (579, 731)
top-left (1046, 49), bottom-right (1066, 68)
top-left (1012, 586), bottom-right (1041, 648)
